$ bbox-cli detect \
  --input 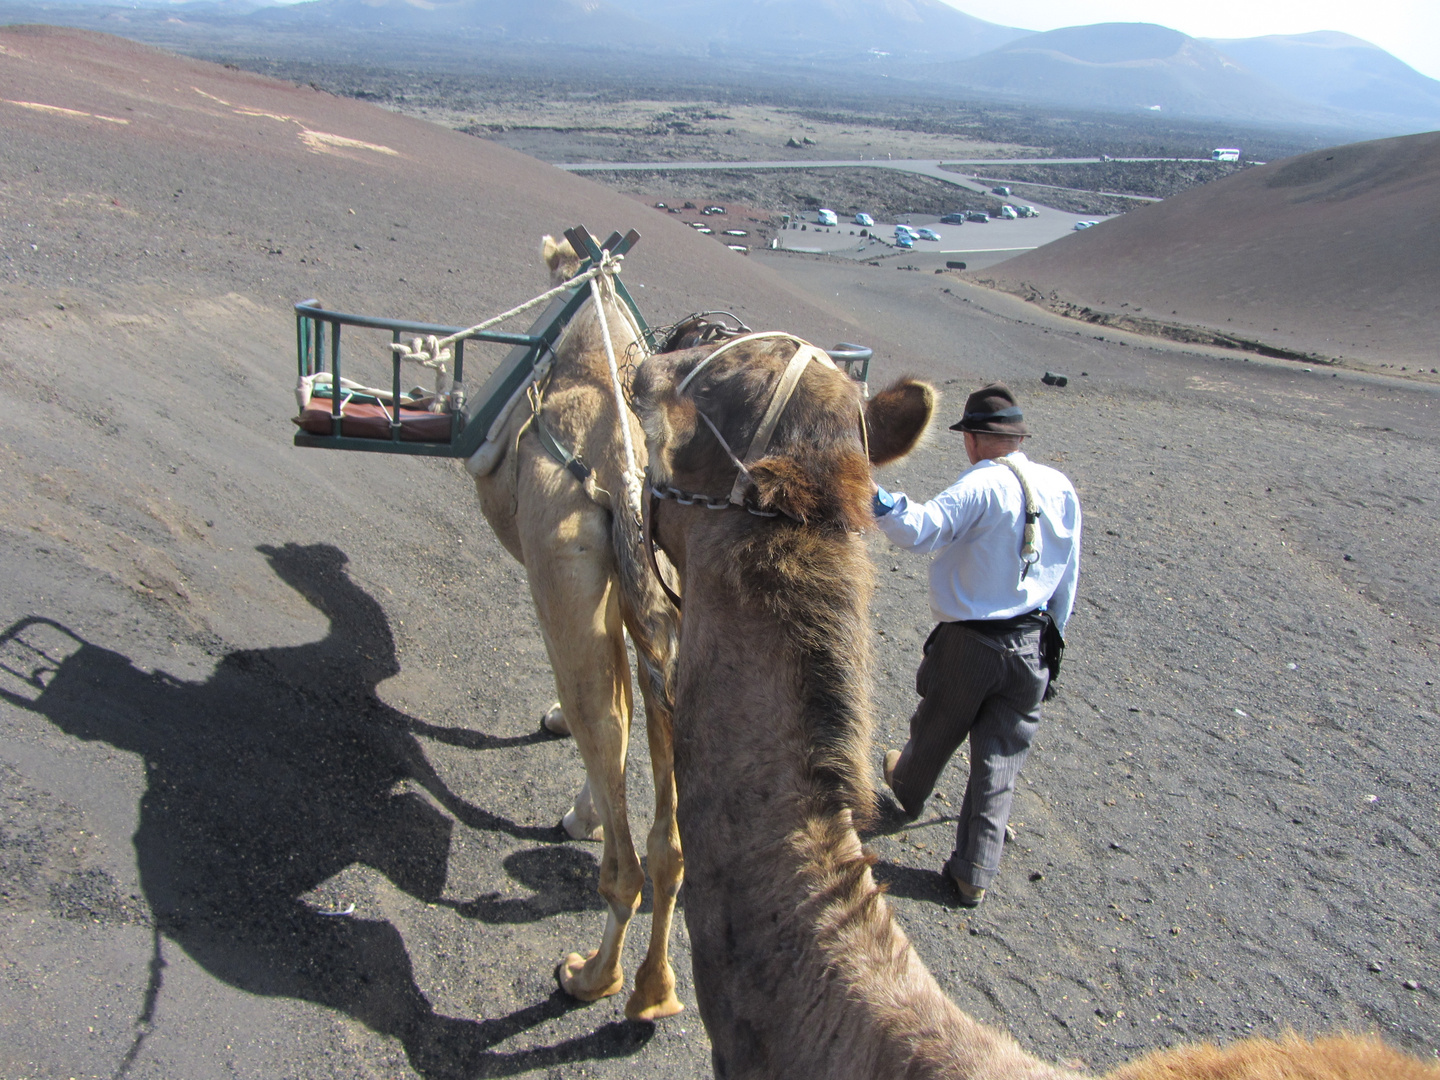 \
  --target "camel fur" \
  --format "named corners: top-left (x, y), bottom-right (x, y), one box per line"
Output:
top-left (465, 233), bottom-right (683, 1020)
top-left (631, 338), bottom-right (1435, 1078)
